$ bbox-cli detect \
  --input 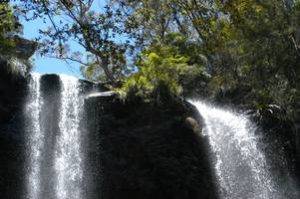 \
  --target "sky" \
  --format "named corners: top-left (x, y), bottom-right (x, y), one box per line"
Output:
top-left (22, 16), bottom-right (83, 78)
top-left (21, 1), bottom-right (107, 78)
